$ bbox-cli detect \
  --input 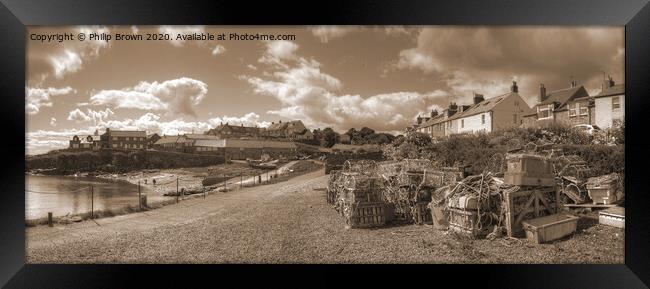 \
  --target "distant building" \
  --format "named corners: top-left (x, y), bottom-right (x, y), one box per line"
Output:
top-left (146, 133), bottom-right (161, 149)
top-left (594, 76), bottom-right (624, 129)
top-left (69, 135), bottom-right (101, 150)
top-left (152, 135), bottom-right (181, 151)
top-left (261, 120), bottom-right (313, 141)
top-left (522, 81), bottom-right (592, 127)
top-left (176, 134), bottom-right (221, 153)
top-left (205, 123), bottom-right (261, 139)
top-left (416, 81), bottom-right (534, 137)
top-left (182, 138), bottom-right (298, 160)
top-left (100, 128), bottom-right (147, 150)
